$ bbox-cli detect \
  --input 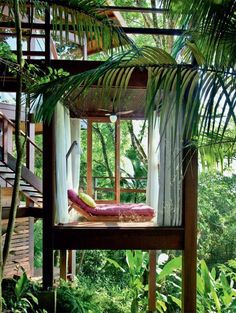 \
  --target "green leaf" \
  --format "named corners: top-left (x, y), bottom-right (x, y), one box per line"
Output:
top-left (104, 257), bottom-right (125, 272)
top-left (170, 295), bottom-right (181, 308)
top-left (158, 256), bottom-right (182, 281)
top-left (15, 271), bottom-right (28, 301)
